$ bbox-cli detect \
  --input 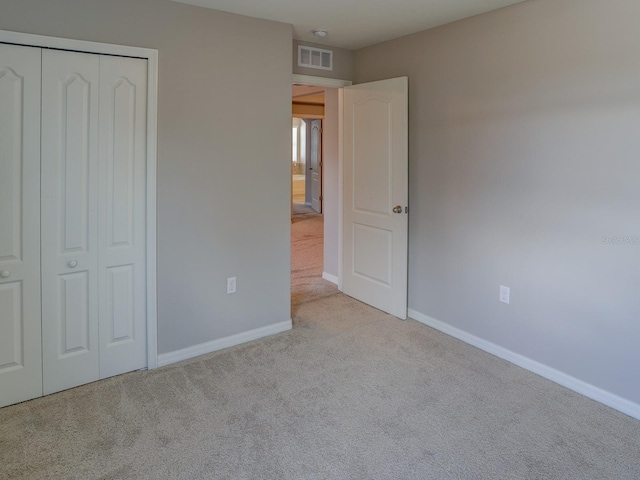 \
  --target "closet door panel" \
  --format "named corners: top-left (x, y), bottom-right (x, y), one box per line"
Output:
top-left (0, 43), bottom-right (42, 408)
top-left (41, 49), bottom-right (100, 395)
top-left (98, 56), bottom-right (148, 378)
